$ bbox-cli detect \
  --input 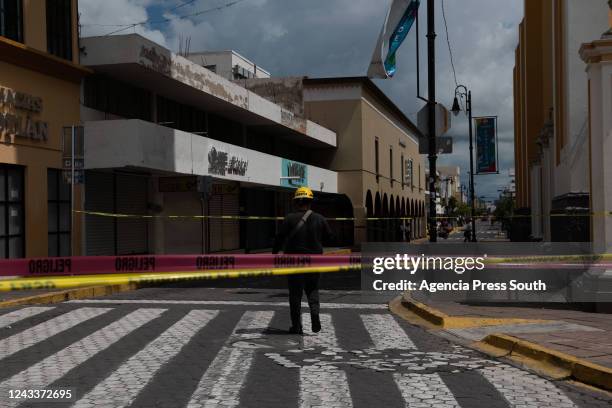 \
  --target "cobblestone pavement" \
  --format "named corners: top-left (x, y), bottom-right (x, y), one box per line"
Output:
top-left (0, 288), bottom-right (610, 408)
